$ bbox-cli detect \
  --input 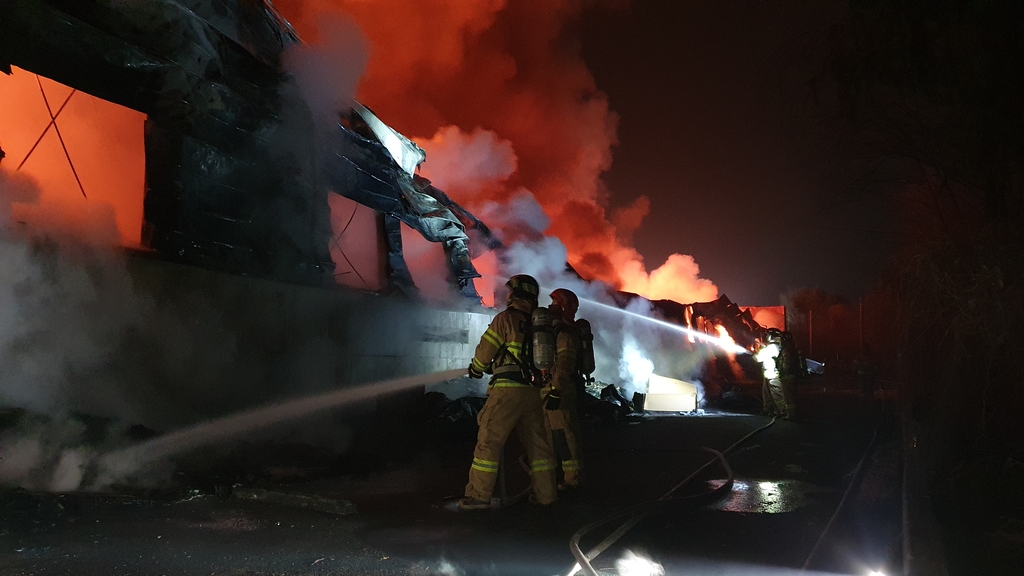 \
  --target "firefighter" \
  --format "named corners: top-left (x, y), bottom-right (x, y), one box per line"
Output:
top-left (459, 274), bottom-right (558, 510)
top-left (758, 333), bottom-right (775, 416)
top-left (754, 329), bottom-right (786, 418)
top-left (777, 331), bottom-right (801, 420)
top-left (544, 288), bottom-right (585, 490)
